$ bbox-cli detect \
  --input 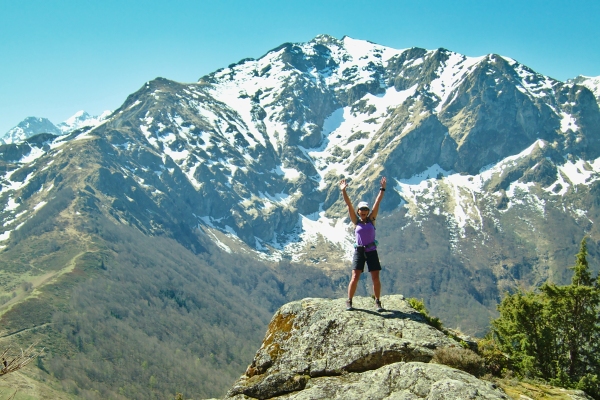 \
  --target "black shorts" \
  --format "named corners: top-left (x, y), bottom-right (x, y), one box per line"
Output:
top-left (352, 248), bottom-right (382, 272)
